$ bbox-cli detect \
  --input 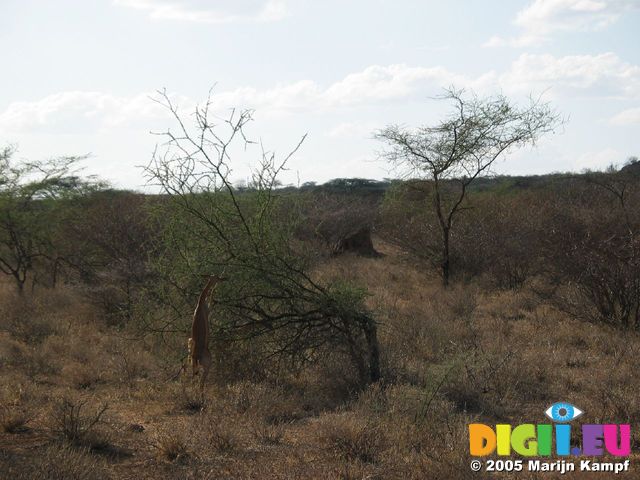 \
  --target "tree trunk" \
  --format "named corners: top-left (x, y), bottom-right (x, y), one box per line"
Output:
top-left (363, 316), bottom-right (381, 383)
top-left (345, 315), bottom-right (381, 384)
top-left (441, 226), bottom-right (450, 287)
top-left (343, 322), bottom-right (368, 382)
